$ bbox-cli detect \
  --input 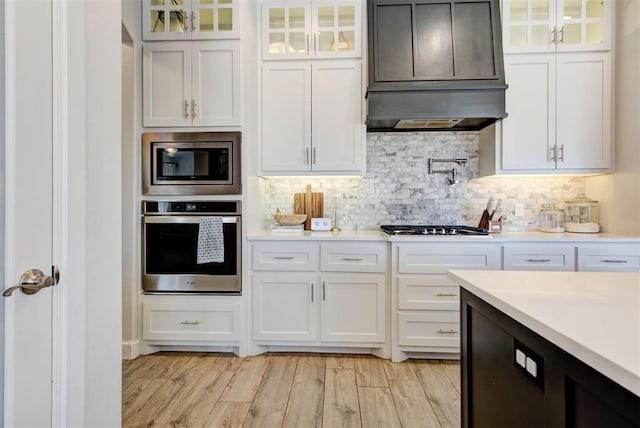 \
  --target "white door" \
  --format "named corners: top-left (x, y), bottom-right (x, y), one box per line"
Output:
top-left (4, 1), bottom-right (122, 426)
top-left (3, 1), bottom-right (56, 425)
